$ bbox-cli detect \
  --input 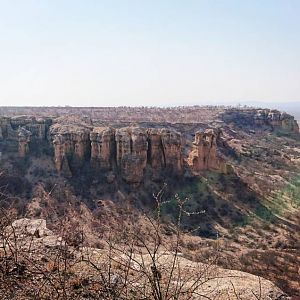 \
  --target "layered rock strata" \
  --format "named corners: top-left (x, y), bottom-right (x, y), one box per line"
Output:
top-left (17, 127), bottom-right (32, 157)
top-left (49, 124), bottom-right (91, 173)
top-left (187, 129), bottom-right (220, 172)
top-left (115, 127), bottom-right (148, 183)
top-left (90, 127), bottom-right (115, 170)
top-left (0, 113), bottom-right (246, 184)
top-left (0, 116), bottom-right (52, 156)
top-left (222, 109), bottom-right (299, 133)
top-left (160, 129), bottom-right (182, 174)
top-left (147, 128), bottom-right (166, 170)
top-left (0, 115), bottom-right (226, 183)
